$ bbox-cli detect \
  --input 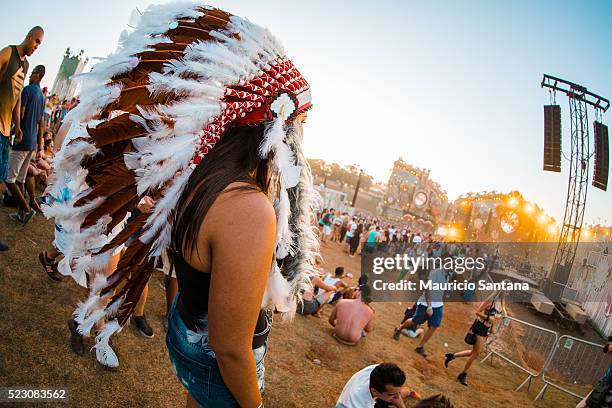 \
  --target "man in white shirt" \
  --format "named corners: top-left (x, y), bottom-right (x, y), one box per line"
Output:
top-left (335, 363), bottom-right (420, 408)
